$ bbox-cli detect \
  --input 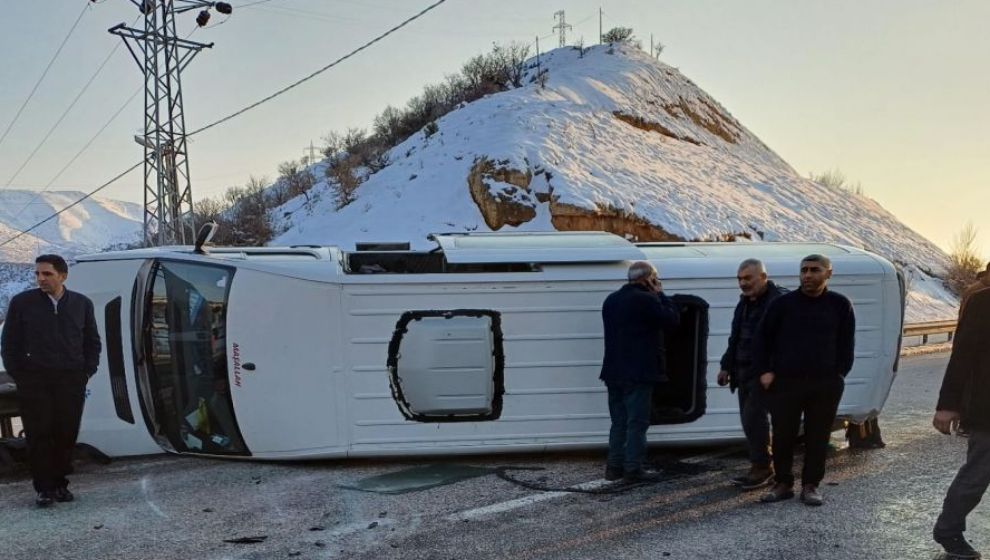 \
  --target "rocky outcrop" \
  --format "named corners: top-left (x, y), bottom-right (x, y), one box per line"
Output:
top-left (548, 201), bottom-right (683, 242)
top-left (663, 98), bottom-right (741, 144)
top-left (467, 155), bottom-right (749, 243)
top-left (613, 112), bottom-right (701, 145)
top-left (468, 158), bottom-right (536, 229)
